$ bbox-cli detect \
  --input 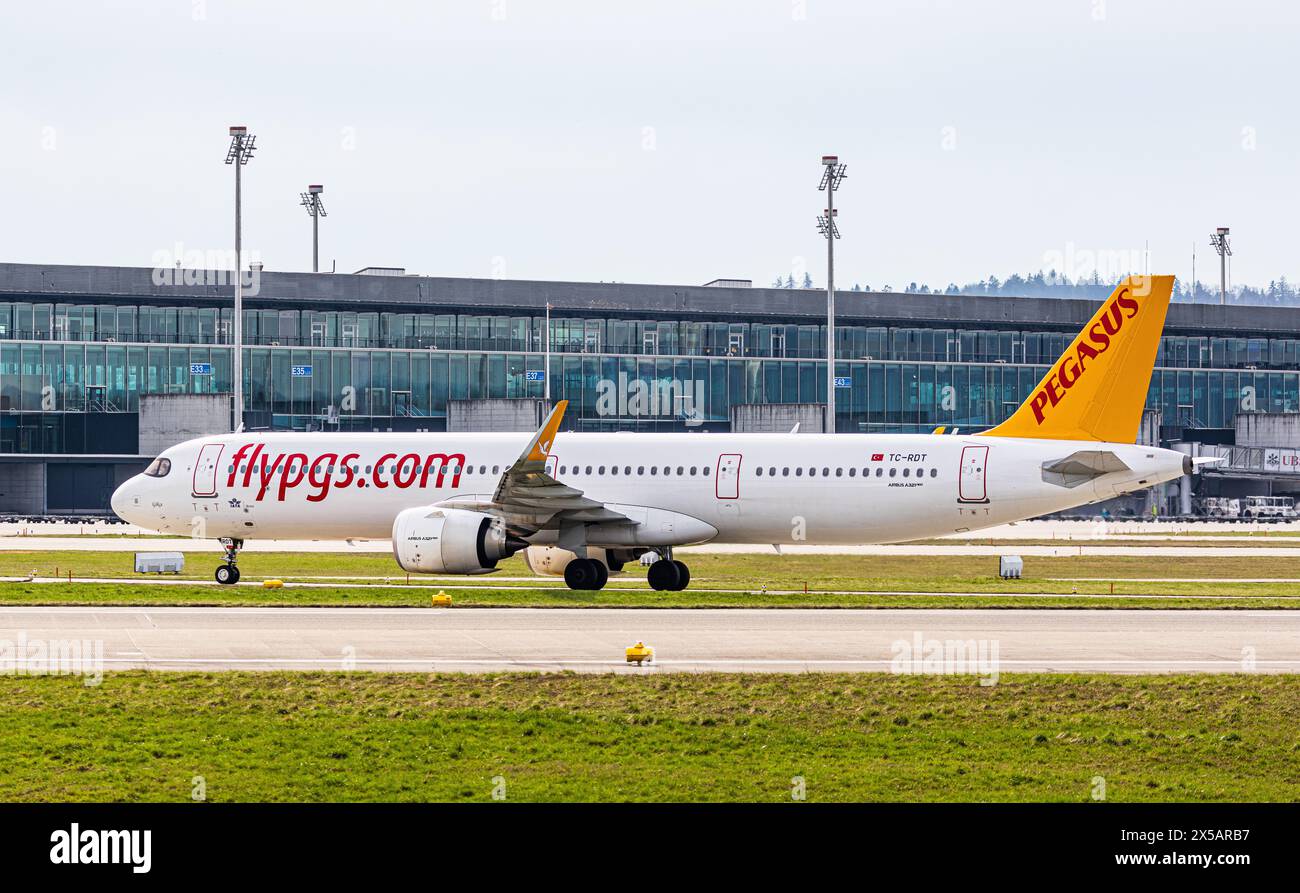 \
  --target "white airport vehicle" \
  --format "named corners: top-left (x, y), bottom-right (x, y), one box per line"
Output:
top-left (1199, 496), bottom-right (1242, 520)
top-left (1241, 495), bottom-right (1296, 520)
top-left (112, 276), bottom-right (1204, 591)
